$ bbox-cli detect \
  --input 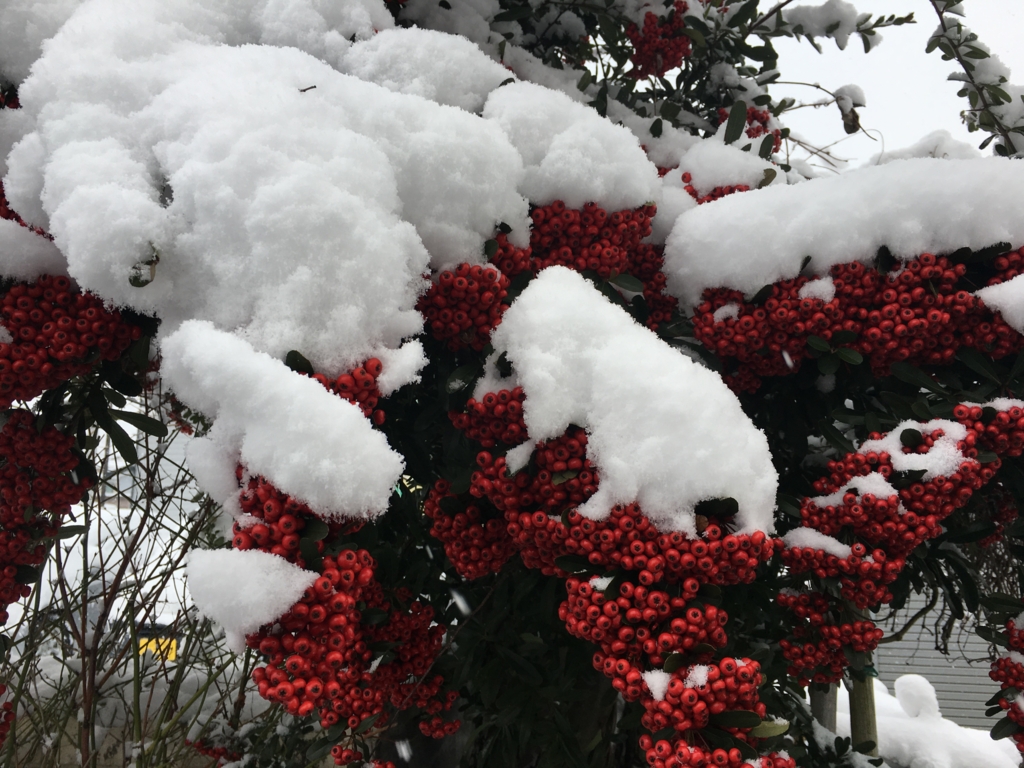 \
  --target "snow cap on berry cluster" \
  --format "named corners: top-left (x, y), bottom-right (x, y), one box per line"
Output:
top-left (483, 82), bottom-right (661, 211)
top-left (162, 322), bottom-right (404, 521)
top-left (668, 140), bottom-right (783, 198)
top-left (664, 158), bottom-right (1024, 309)
top-left (782, 528), bottom-right (852, 558)
top-left (859, 419), bottom-right (970, 480)
top-left (485, 266), bottom-right (778, 537)
top-left (977, 274), bottom-right (1024, 334)
top-left (187, 548), bottom-right (318, 651)
top-left (0, 218), bottom-right (66, 281)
